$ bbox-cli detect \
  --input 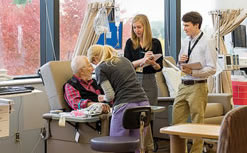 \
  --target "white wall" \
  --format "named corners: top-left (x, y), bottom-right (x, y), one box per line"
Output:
top-left (213, 0), bottom-right (247, 10)
top-left (0, 80), bottom-right (50, 153)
